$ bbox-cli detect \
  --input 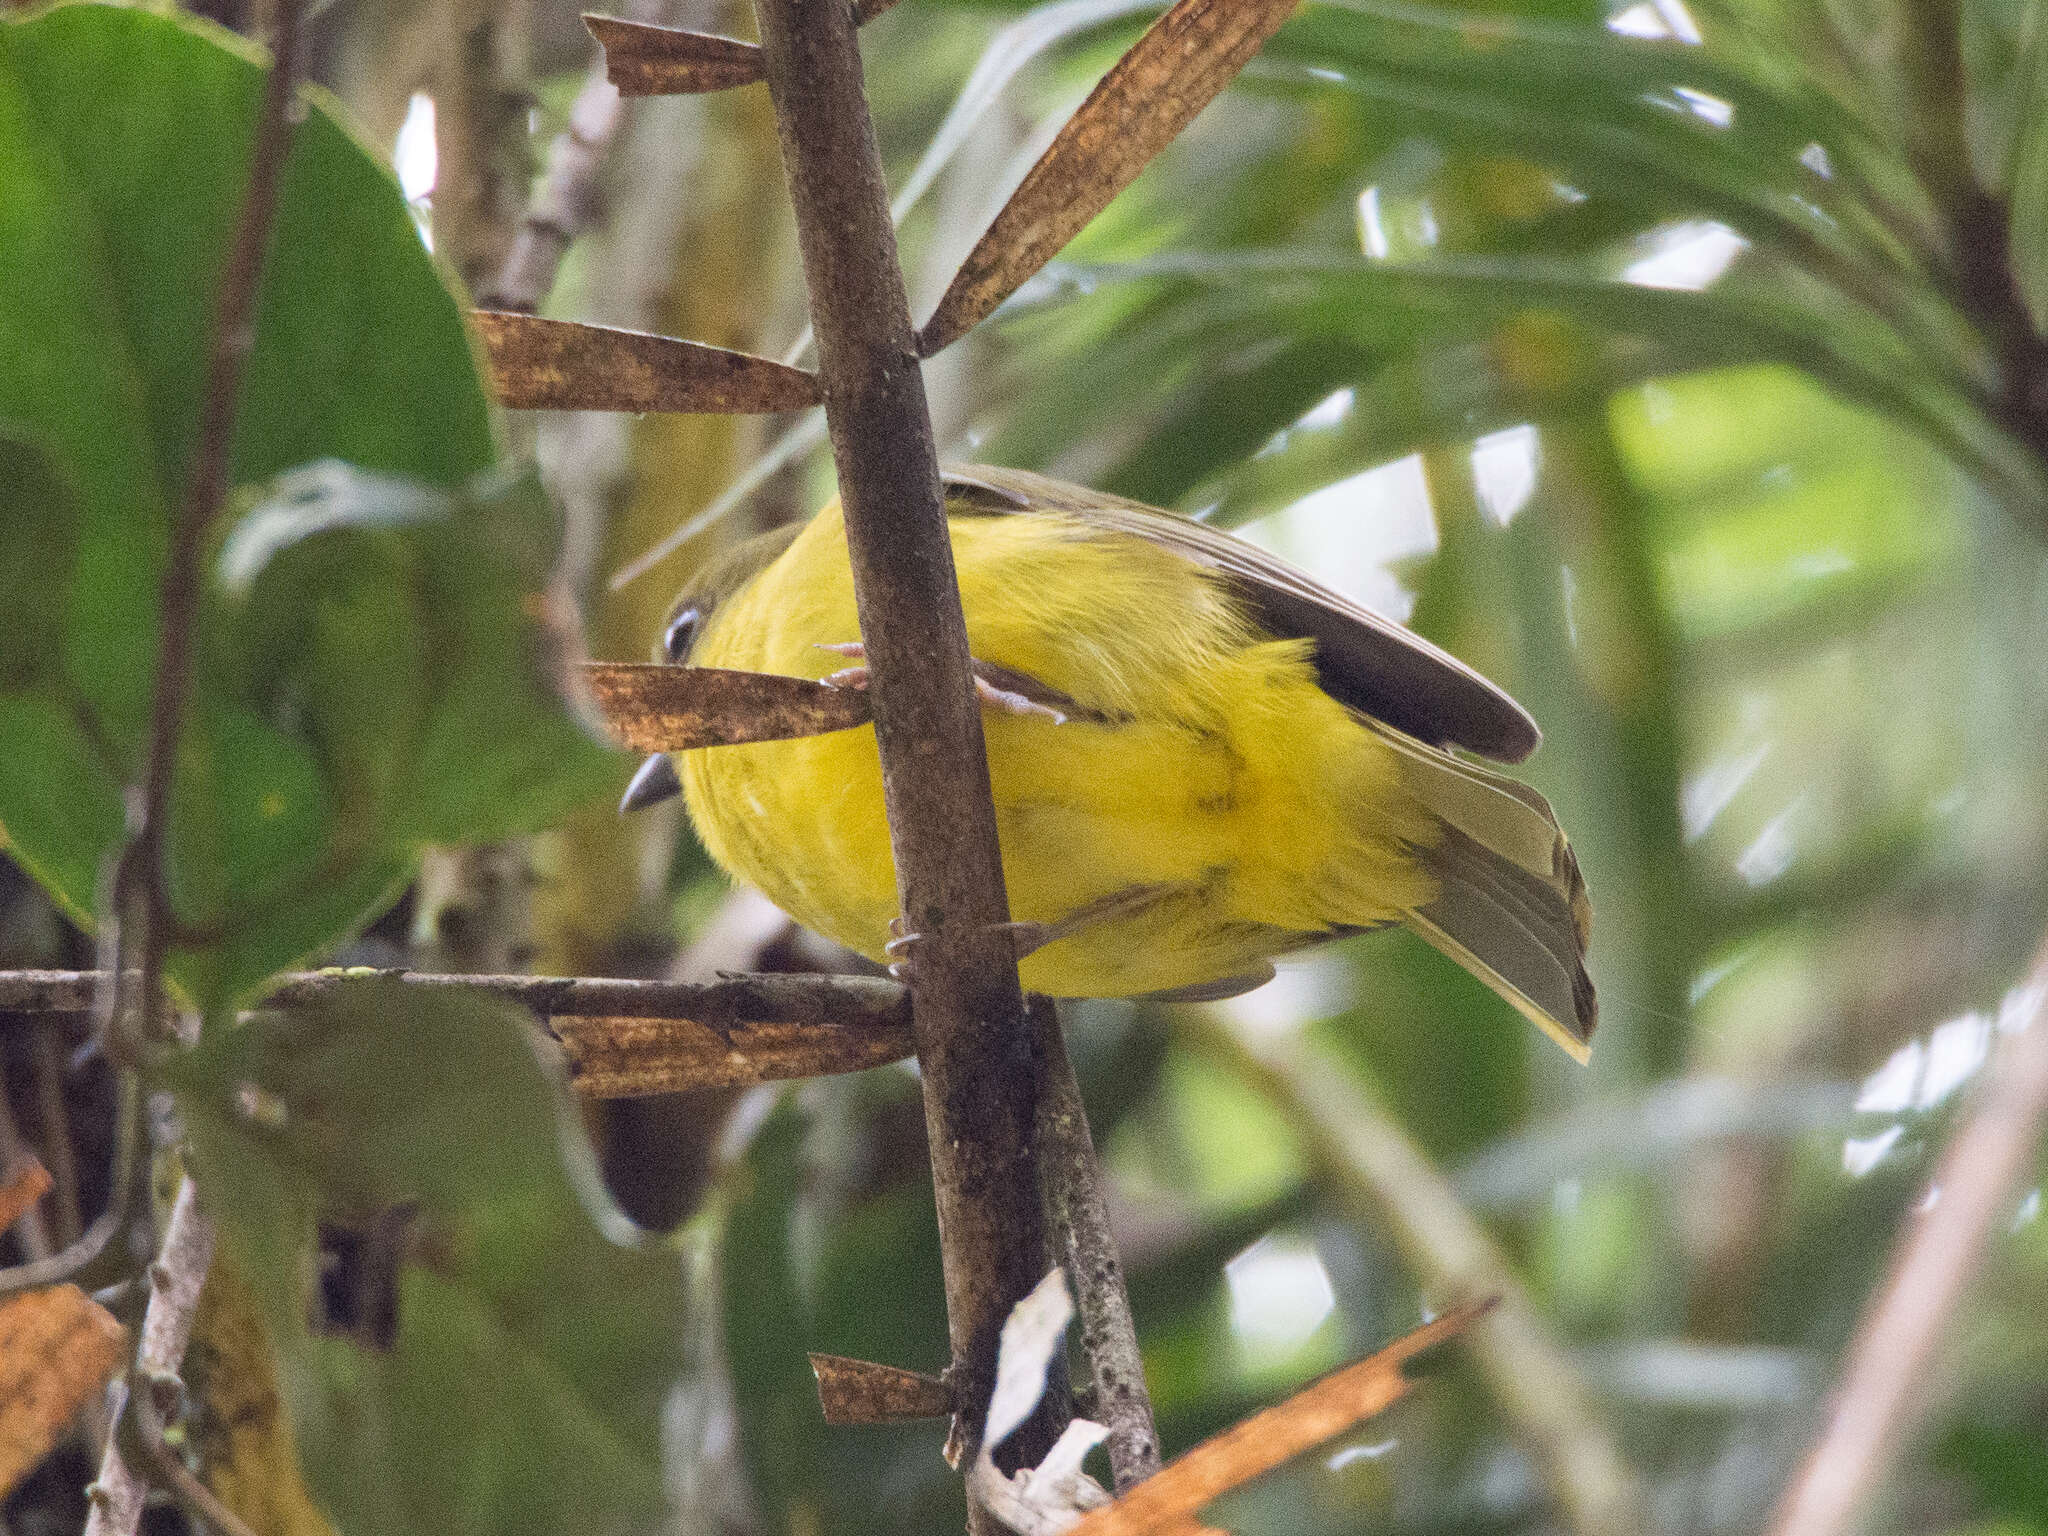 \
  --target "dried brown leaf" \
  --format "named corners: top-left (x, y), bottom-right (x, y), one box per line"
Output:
top-left (584, 1), bottom-right (896, 96)
top-left (474, 311), bottom-right (821, 414)
top-left (0, 1156), bottom-right (52, 1233)
top-left (918, 0), bottom-right (1297, 356)
top-left (586, 16), bottom-right (764, 95)
top-left (1066, 1302), bottom-right (1489, 1535)
top-left (556, 1011), bottom-right (913, 1096)
top-left (809, 1354), bottom-right (954, 1423)
top-left (0, 1285), bottom-right (127, 1496)
top-left (581, 662), bottom-right (873, 752)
